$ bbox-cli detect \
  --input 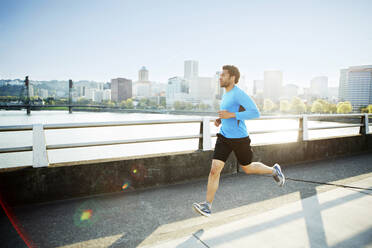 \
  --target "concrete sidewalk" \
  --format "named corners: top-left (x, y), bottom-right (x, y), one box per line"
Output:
top-left (142, 176), bottom-right (372, 248)
top-left (1, 152), bottom-right (372, 248)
